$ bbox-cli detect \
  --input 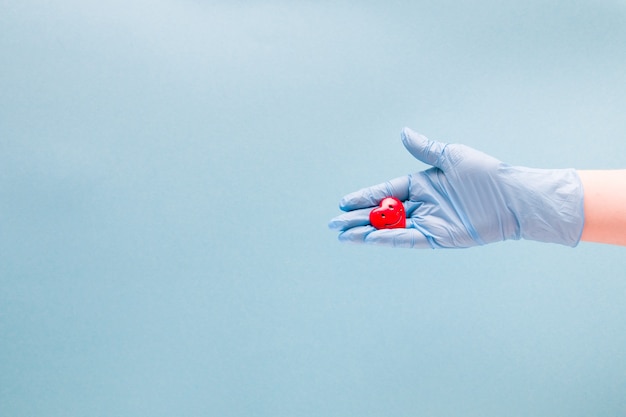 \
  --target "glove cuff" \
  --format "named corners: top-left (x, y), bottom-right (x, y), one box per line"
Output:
top-left (503, 167), bottom-right (585, 247)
